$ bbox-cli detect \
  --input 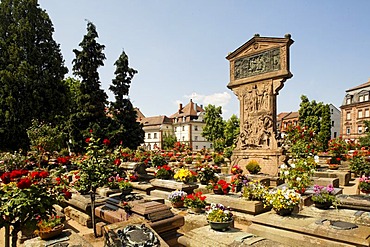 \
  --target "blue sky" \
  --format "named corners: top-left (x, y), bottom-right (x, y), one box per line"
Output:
top-left (39, 1), bottom-right (370, 119)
